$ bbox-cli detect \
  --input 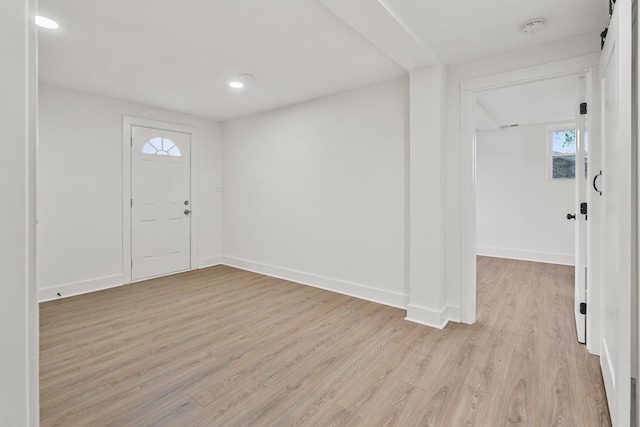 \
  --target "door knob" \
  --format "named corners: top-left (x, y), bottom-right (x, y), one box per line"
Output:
top-left (184, 209), bottom-right (191, 215)
top-left (566, 213), bottom-right (576, 220)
